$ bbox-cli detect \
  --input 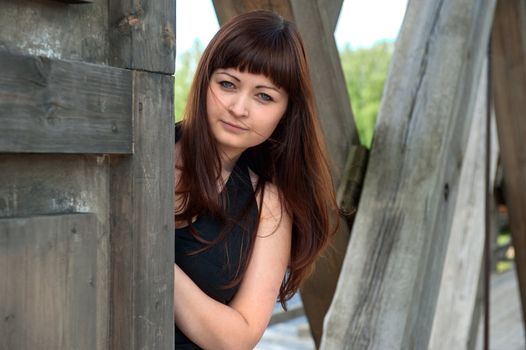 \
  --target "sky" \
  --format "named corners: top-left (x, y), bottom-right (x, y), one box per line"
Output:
top-left (176, 0), bottom-right (408, 61)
